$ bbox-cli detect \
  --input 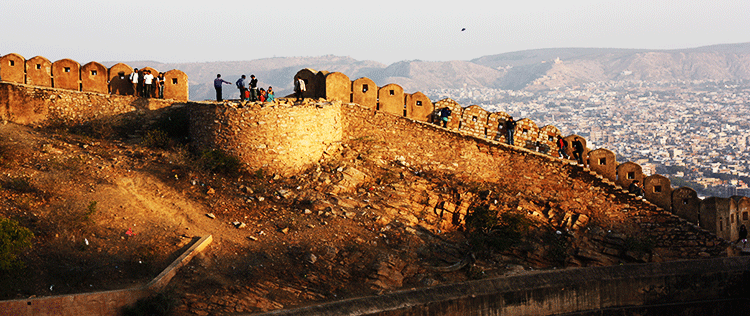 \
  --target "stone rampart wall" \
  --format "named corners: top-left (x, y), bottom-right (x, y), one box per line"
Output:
top-left (297, 67), bottom-right (746, 243)
top-left (254, 256), bottom-right (750, 316)
top-left (188, 100), bottom-right (343, 176)
top-left (0, 53), bottom-right (188, 101)
top-left (0, 82), bottom-right (175, 126)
